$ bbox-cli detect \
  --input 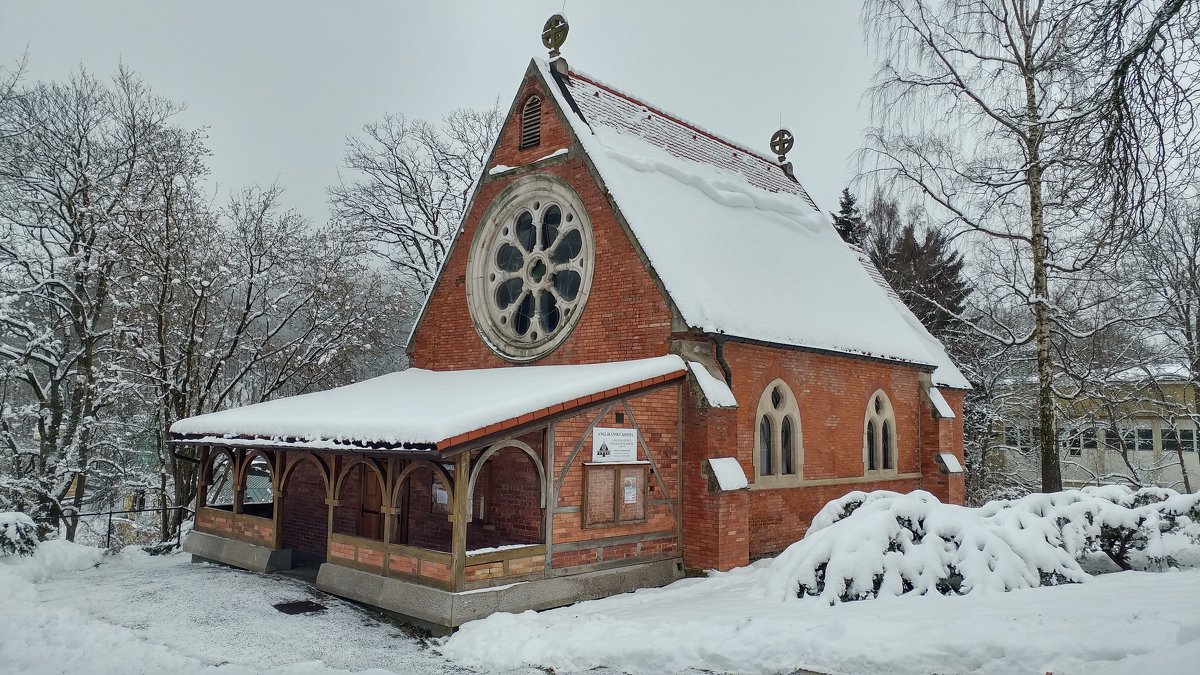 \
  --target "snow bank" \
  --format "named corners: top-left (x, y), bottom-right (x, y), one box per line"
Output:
top-left (443, 566), bottom-right (1200, 675)
top-left (1, 538), bottom-right (106, 584)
